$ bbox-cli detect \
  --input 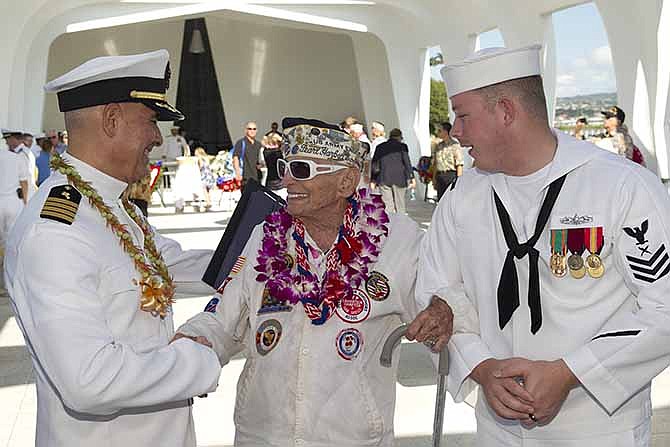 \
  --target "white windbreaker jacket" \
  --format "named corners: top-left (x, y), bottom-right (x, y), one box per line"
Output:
top-left (179, 211), bottom-right (423, 446)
